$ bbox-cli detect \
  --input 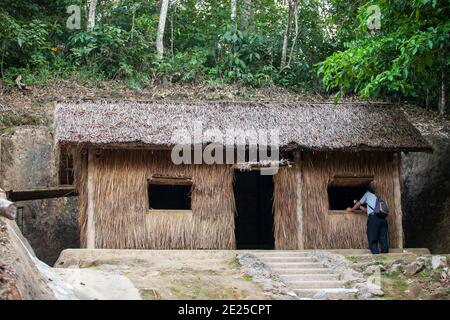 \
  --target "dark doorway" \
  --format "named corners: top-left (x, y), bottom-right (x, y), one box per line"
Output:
top-left (234, 171), bottom-right (275, 249)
